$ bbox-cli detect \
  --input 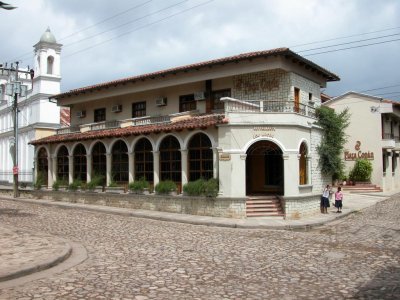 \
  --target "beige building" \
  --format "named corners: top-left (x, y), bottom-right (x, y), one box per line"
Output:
top-left (31, 48), bottom-right (340, 219)
top-left (324, 92), bottom-right (400, 192)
